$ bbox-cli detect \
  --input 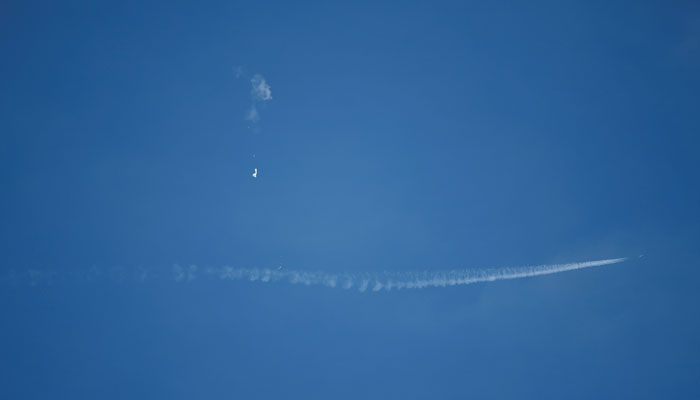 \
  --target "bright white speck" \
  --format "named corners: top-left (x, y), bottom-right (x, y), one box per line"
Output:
top-left (252, 168), bottom-right (258, 178)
